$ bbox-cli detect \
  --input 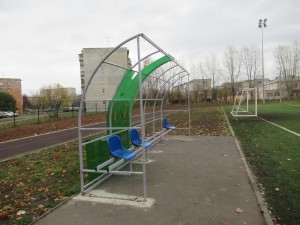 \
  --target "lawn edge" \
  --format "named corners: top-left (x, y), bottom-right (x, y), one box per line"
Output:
top-left (28, 197), bottom-right (73, 225)
top-left (222, 107), bottom-right (273, 225)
